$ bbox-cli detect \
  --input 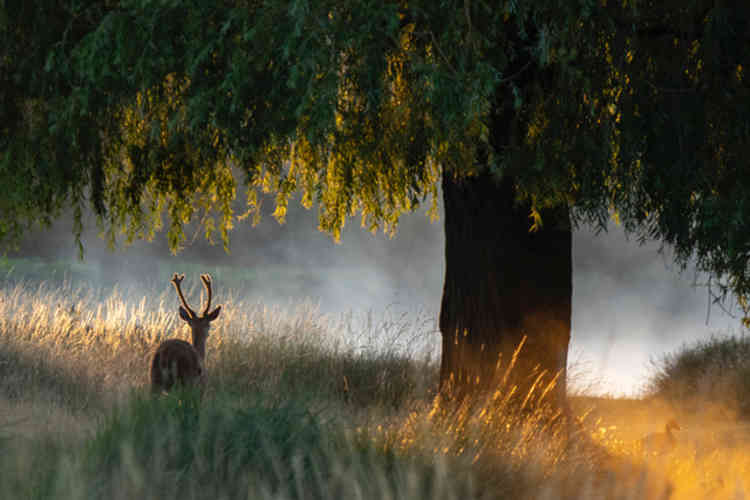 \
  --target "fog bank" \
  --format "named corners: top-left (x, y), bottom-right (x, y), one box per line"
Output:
top-left (7, 198), bottom-right (742, 396)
